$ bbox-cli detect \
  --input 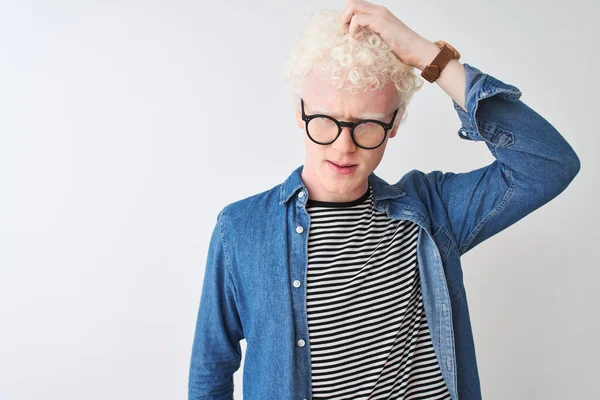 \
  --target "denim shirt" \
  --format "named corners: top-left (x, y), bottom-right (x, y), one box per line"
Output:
top-left (188, 63), bottom-right (581, 400)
